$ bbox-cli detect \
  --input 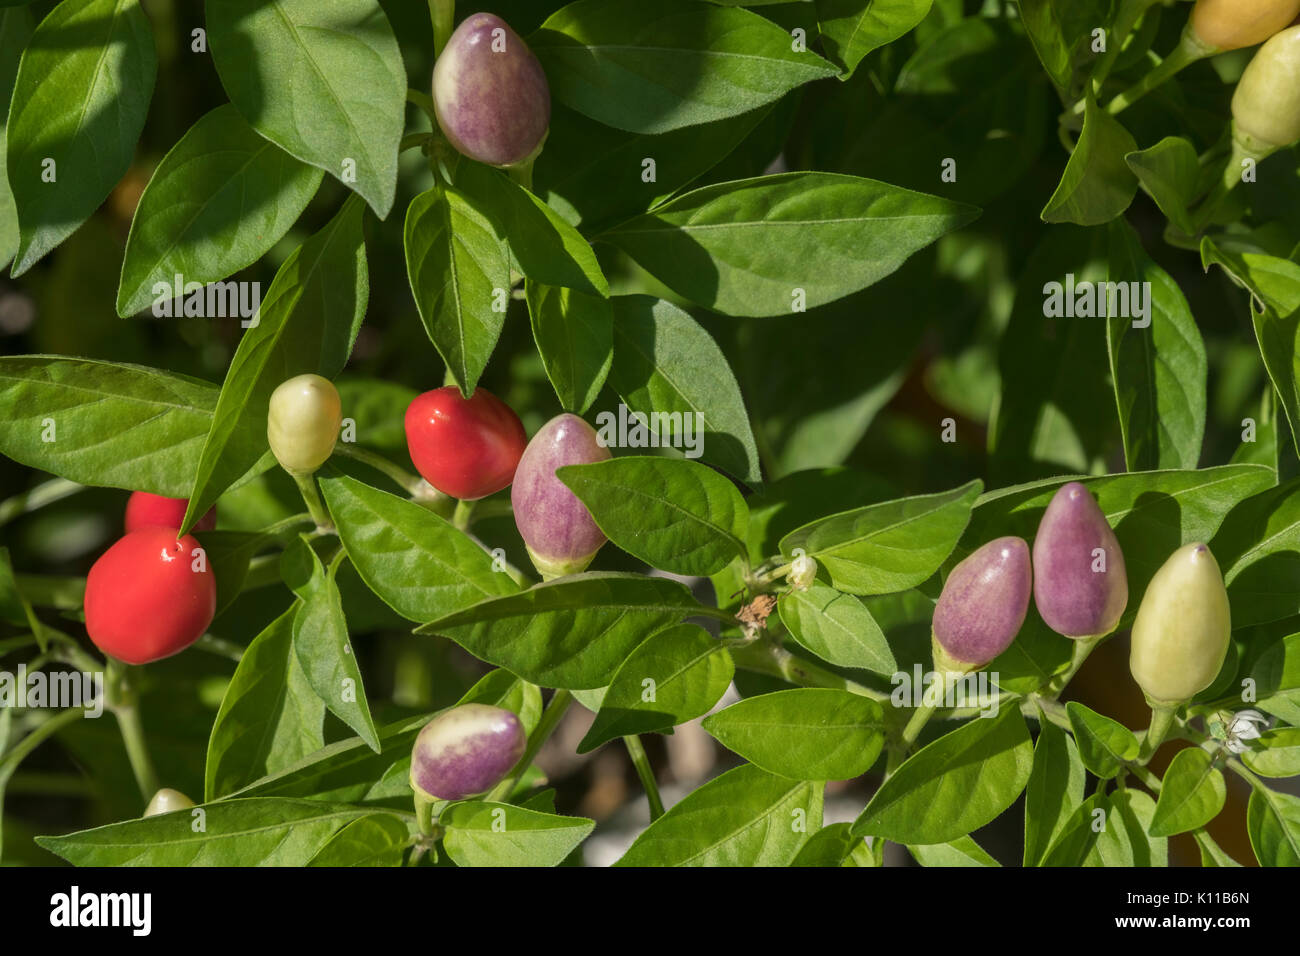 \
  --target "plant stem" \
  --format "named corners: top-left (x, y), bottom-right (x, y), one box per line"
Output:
top-left (106, 659), bottom-right (159, 801)
top-left (1225, 756), bottom-right (1266, 790)
top-left (1138, 703), bottom-right (1176, 763)
top-left (1088, 0), bottom-right (1161, 94)
top-left (0, 477), bottom-right (84, 527)
top-left (407, 88), bottom-right (438, 124)
top-left (901, 701), bottom-right (938, 749)
top-left (1104, 28), bottom-right (1208, 116)
top-left (292, 472), bottom-right (334, 532)
top-left (193, 633), bottom-right (246, 662)
top-left (623, 735), bottom-right (664, 821)
top-left (486, 688), bottom-right (573, 802)
top-left (1042, 635), bottom-right (1103, 698)
top-left (429, 0), bottom-right (455, 58)
top-left (507, 156), bottom-right (535, 192)
top-left (334, 443), bottom-right (424, 496)
top-left (1026, 695), bottom-right (1073, 732)
top-left (0, 706), bottom-right (87, 777)
top-left (728, 640), bottom-right (889, 702)
top-left (452, 498), bottom-right (476, 532)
